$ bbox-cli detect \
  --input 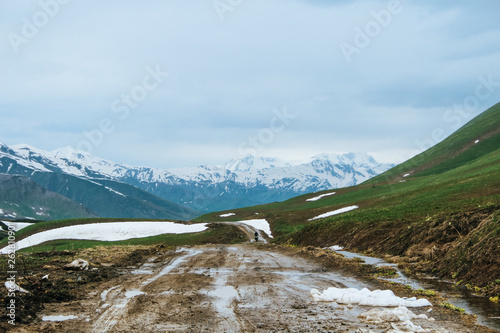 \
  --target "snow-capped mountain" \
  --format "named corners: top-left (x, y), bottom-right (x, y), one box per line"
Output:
top-left (0, 143), bottom-right (394, 213)
top-left (0, 143), bottom-right (200, 220)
